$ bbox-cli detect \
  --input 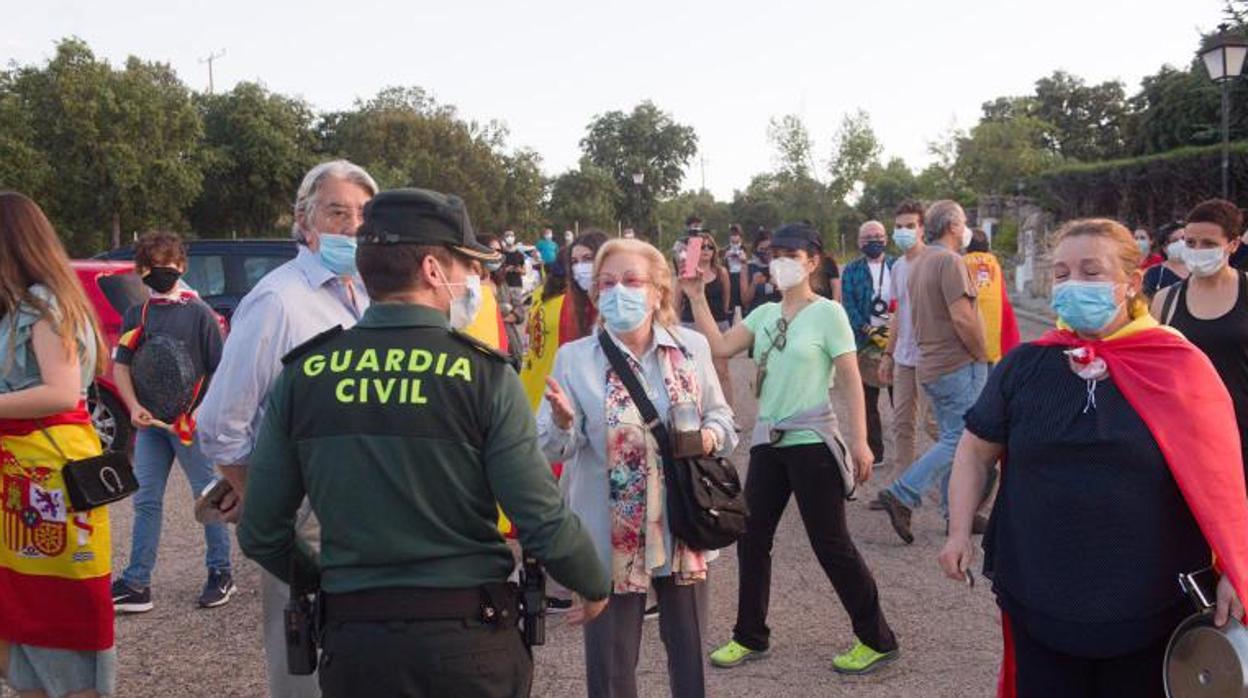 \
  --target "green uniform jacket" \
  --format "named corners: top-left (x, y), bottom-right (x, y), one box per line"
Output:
top-left (237, 303), bottom-right (610, 601)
